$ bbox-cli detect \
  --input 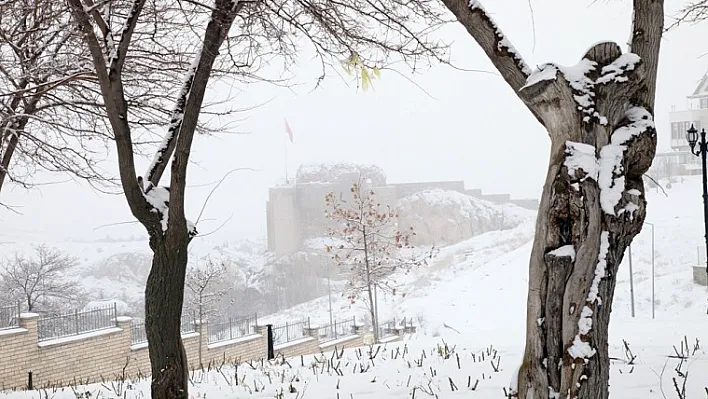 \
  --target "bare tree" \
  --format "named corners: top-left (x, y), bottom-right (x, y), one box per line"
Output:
top-left (185, 259), bottom-right (228, 321)
top-left (325, 181), bottom-right (431, 341)
top-left (437, 1), bottom-right (663, 397)
top-left (0, 245), bottom-right (81, 312)
top-left (672, 0), bottom-right (708, 26)
top-left (65, 0), bottom-right (447, 396)
top-left (184, 258), bottom-right (226, 366)
top-left (0, 0), bottom-right (233, 204)
top-left (0, 0), bottom-right (108, 200)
